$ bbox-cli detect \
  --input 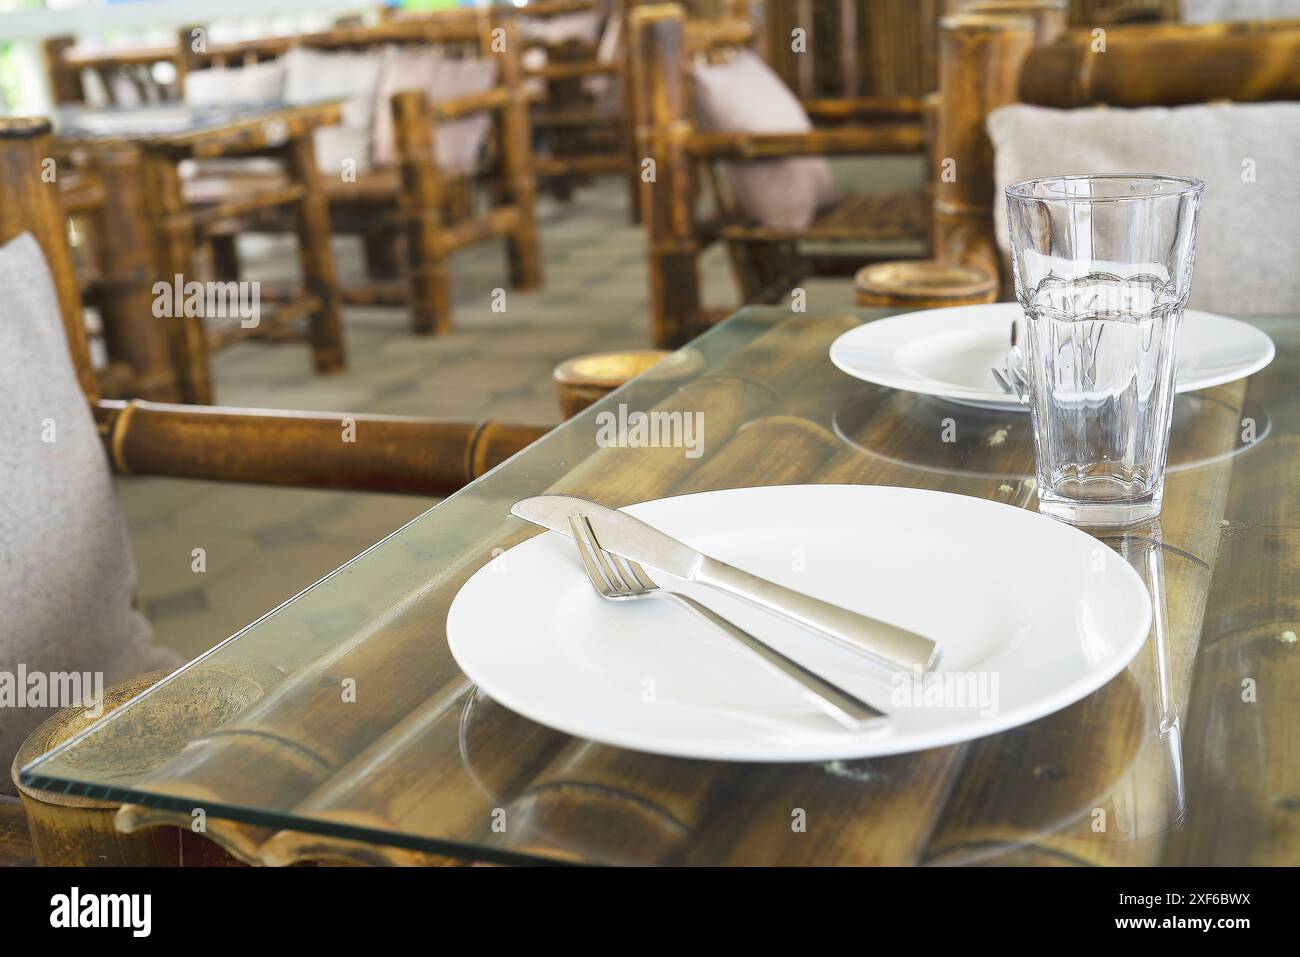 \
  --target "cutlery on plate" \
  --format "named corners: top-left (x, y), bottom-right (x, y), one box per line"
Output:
top-left (567, 514), bottom-right (883, 731)
top-left (511, 495), bottom-right (940, 674)
top-left (992, 319), bottom-right (1030, 404)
